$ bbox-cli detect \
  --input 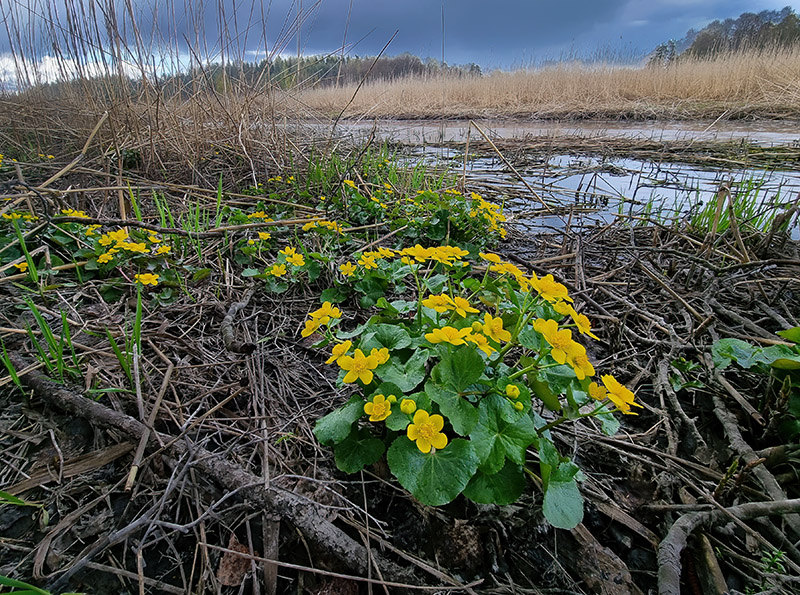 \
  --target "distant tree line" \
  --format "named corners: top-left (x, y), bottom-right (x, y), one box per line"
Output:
top-left (649, 6), bottom-right (800, 66)
top-left (152, 53), bottom-right (481, 95)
